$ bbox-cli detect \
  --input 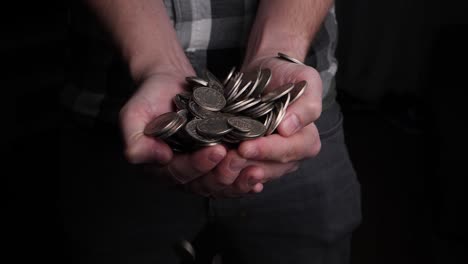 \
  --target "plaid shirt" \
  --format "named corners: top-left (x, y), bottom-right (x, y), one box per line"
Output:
top-left (64, 0), bottom-right (338, 125)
